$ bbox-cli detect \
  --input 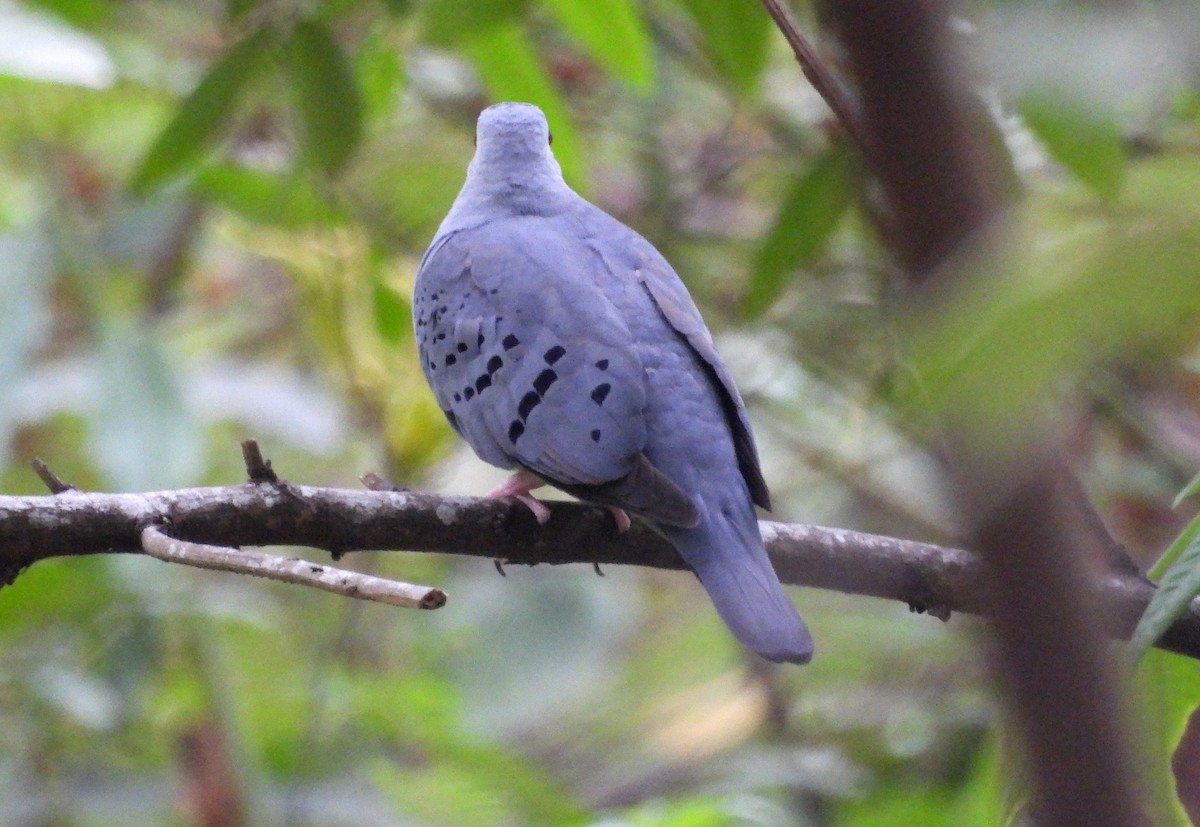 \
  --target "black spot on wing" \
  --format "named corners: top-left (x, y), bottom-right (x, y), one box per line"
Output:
top-left (533, 369), bottom-right (557, 396)
top-left (487, 355), bottom-right (503, 373)
top-left (475, 374), bottom-right (491, 393)
top-left (445, 354), bottom-right (456, 366)
top-left (595, 359), bottom-right (609, 370)
top-left (518, 391), bottom-right (540, 421)
top-left (544, 345), bottom-right (565, 365)
top-left (591, 383), bottom-right (611, 405)
top-left (508, 420), bottom-right (524, 443)
top-left (503, 334), bottom-right (520, 350)
top-left (590, 429), bottom-right (601, 442)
